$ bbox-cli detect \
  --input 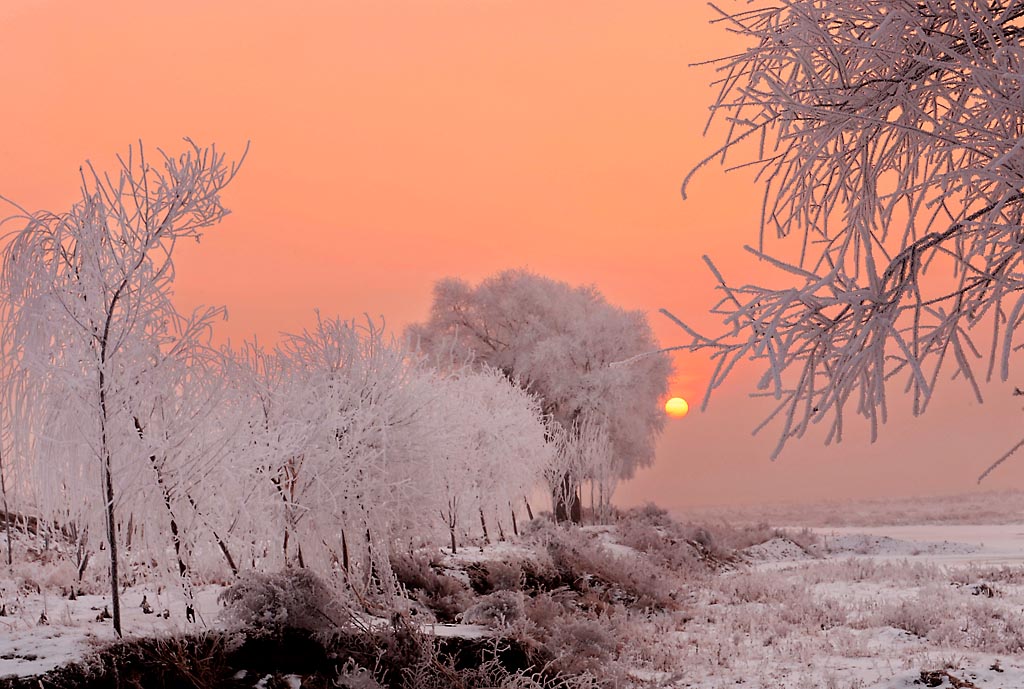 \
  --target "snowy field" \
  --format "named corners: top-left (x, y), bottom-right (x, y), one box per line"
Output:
top-left (816, 523), bottom-right (1024, 566)
top-left (5, 496), bottom-right (1024, 687)
top-left (676, 490), bottom-right (1024, 529)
